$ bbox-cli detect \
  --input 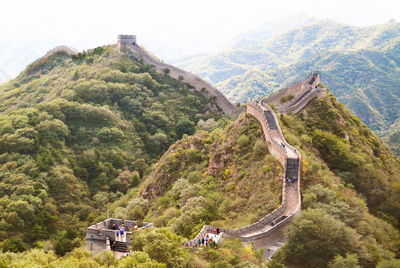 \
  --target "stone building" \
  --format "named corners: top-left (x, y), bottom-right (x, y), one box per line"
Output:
top-left (118, 35), bottom-right (137, 49)
top-left (86, 218), bottom-right (153, 255)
